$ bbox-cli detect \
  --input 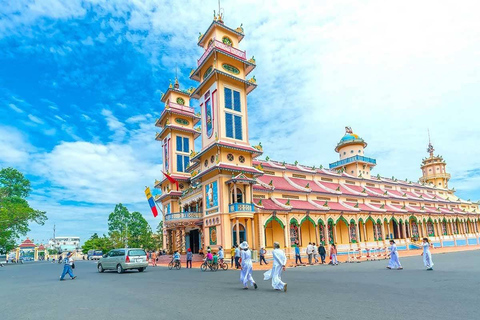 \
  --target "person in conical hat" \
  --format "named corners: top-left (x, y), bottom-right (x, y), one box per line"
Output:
top-left (264, 242), bottom-right (287, 292)
top-left (239, 241), bottom-right (257, 290)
